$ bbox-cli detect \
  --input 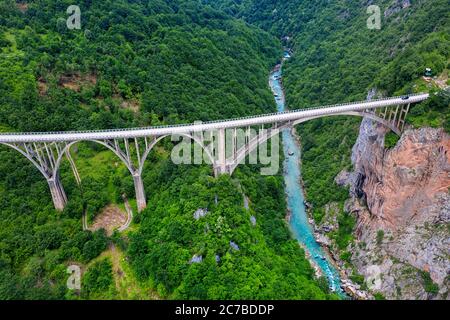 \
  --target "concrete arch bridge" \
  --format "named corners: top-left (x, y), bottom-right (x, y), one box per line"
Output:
top-left (0, 93), bottom-right (429, 212)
